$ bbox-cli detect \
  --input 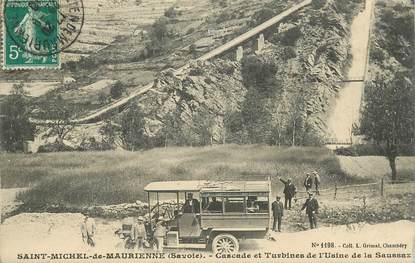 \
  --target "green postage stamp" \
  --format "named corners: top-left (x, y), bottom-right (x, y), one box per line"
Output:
top-left (2, 0), bottom-right (84, 70)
